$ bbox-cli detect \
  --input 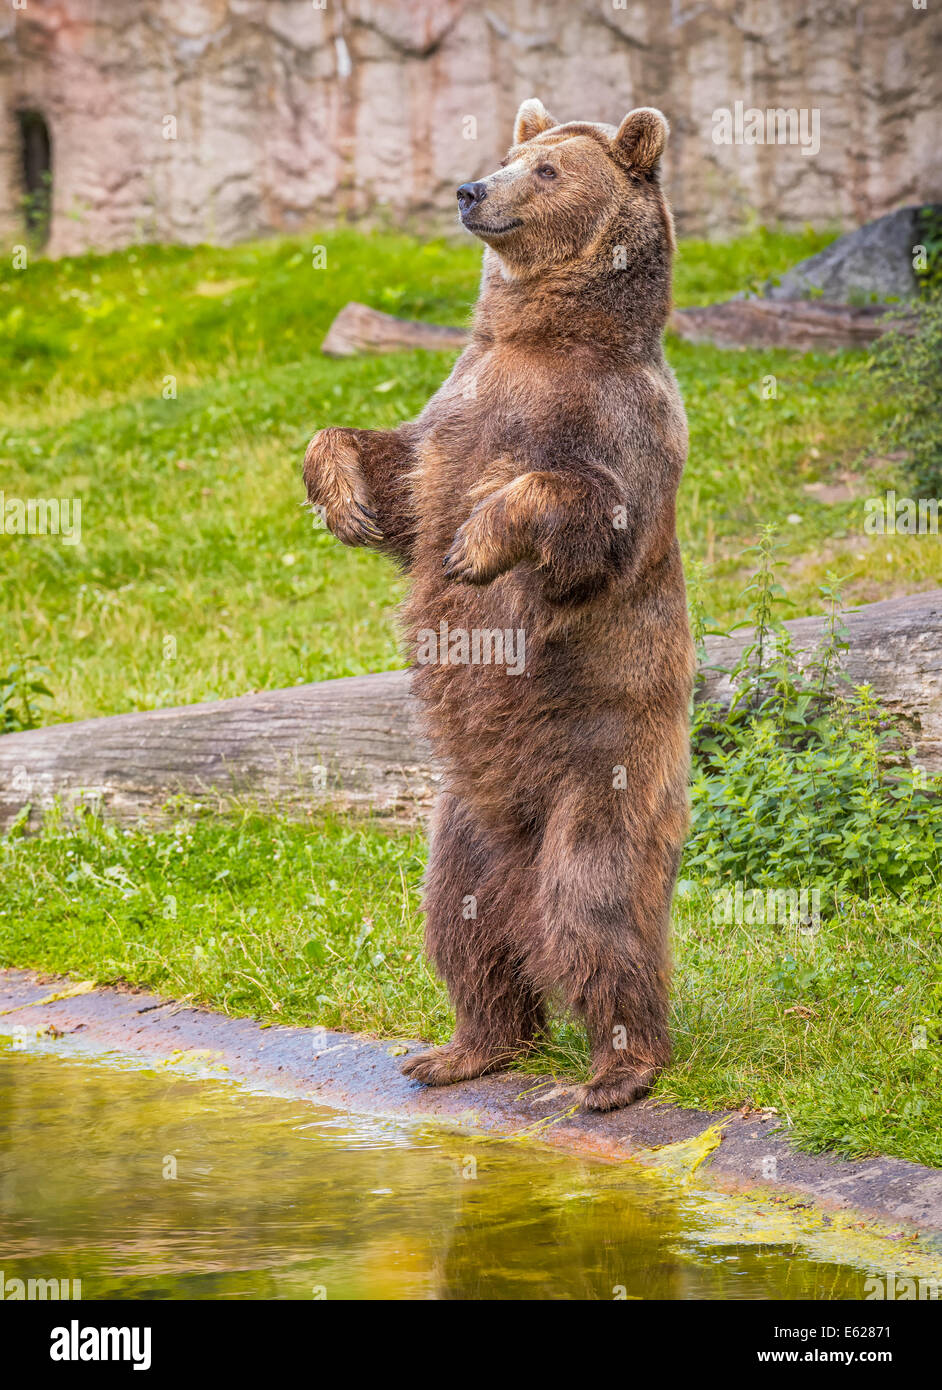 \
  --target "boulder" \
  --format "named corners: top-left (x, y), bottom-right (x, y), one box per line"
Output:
top-left (764, 207), bottom-right (941, 304)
